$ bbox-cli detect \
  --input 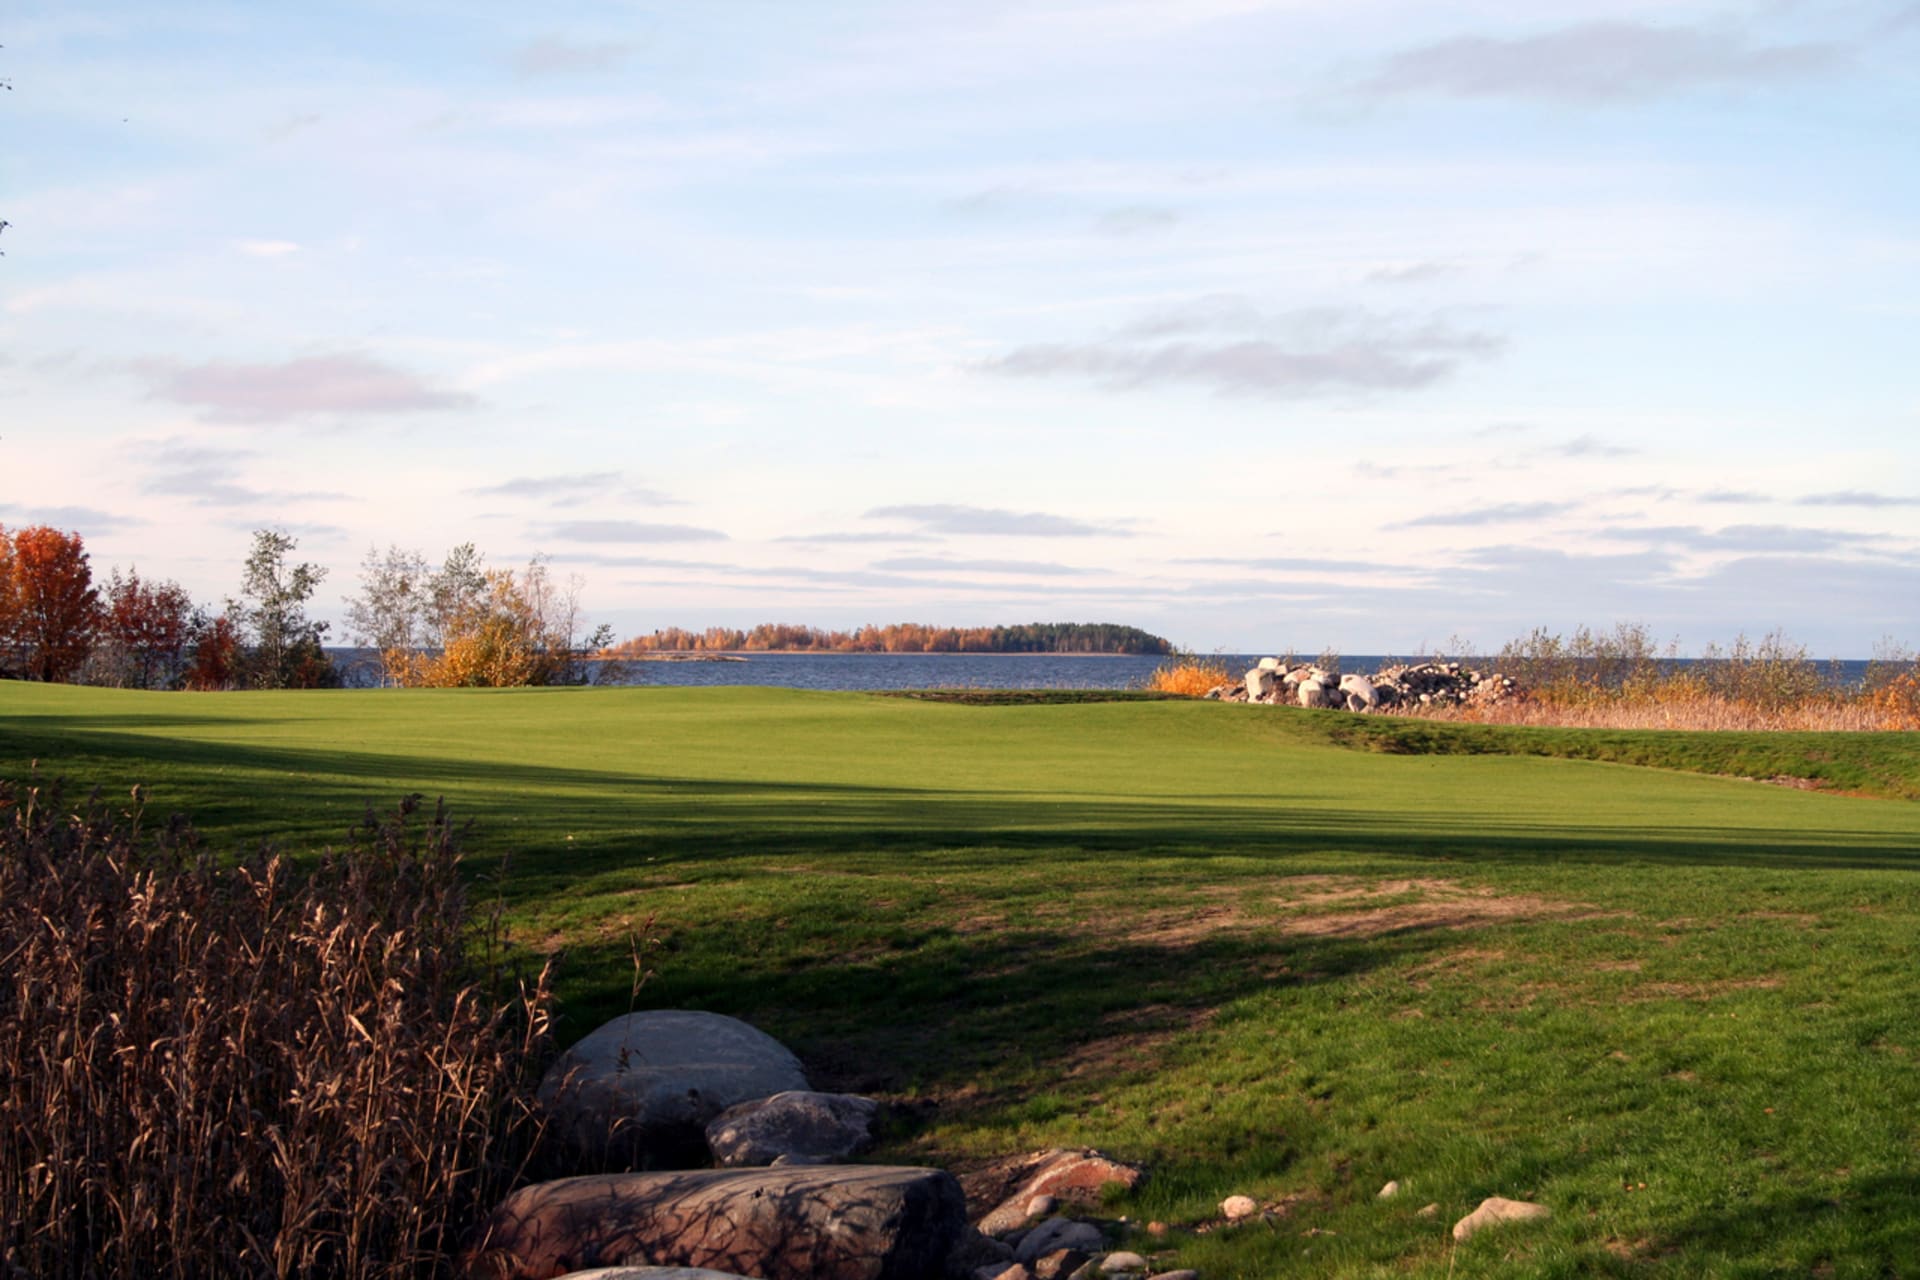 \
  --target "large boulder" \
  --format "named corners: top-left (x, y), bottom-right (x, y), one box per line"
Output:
top-left (539, 1011), bottom-right (810, 1170)
top-left (706, 1090), bottom-right (880, 1167)
top-left (1338, 673), bottom-right (1377, 712)
top-left (465, 1165), bottom-right (968, 1280)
